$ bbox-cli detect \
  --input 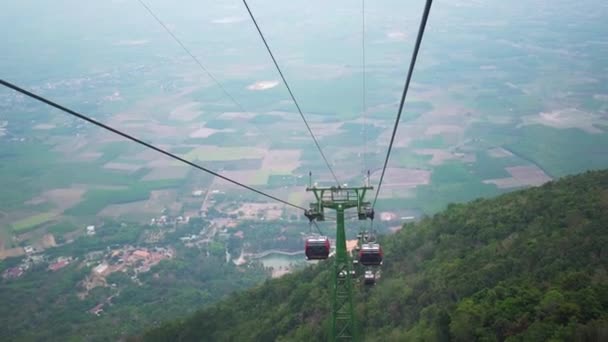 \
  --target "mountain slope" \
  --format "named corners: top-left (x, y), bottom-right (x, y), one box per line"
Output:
top-left (142, 170), bottom-right (608, 341)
